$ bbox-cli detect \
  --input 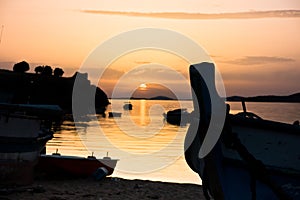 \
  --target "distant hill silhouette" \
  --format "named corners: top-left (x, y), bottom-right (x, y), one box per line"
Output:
top-left (148, 96), bottom-right (175, 100)
top-left (226, 93), bottom-right (300, 103)
top-left (0, 69), bottom-right (109, 114)
top-left (129, 95), bottom-right (175, 100)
